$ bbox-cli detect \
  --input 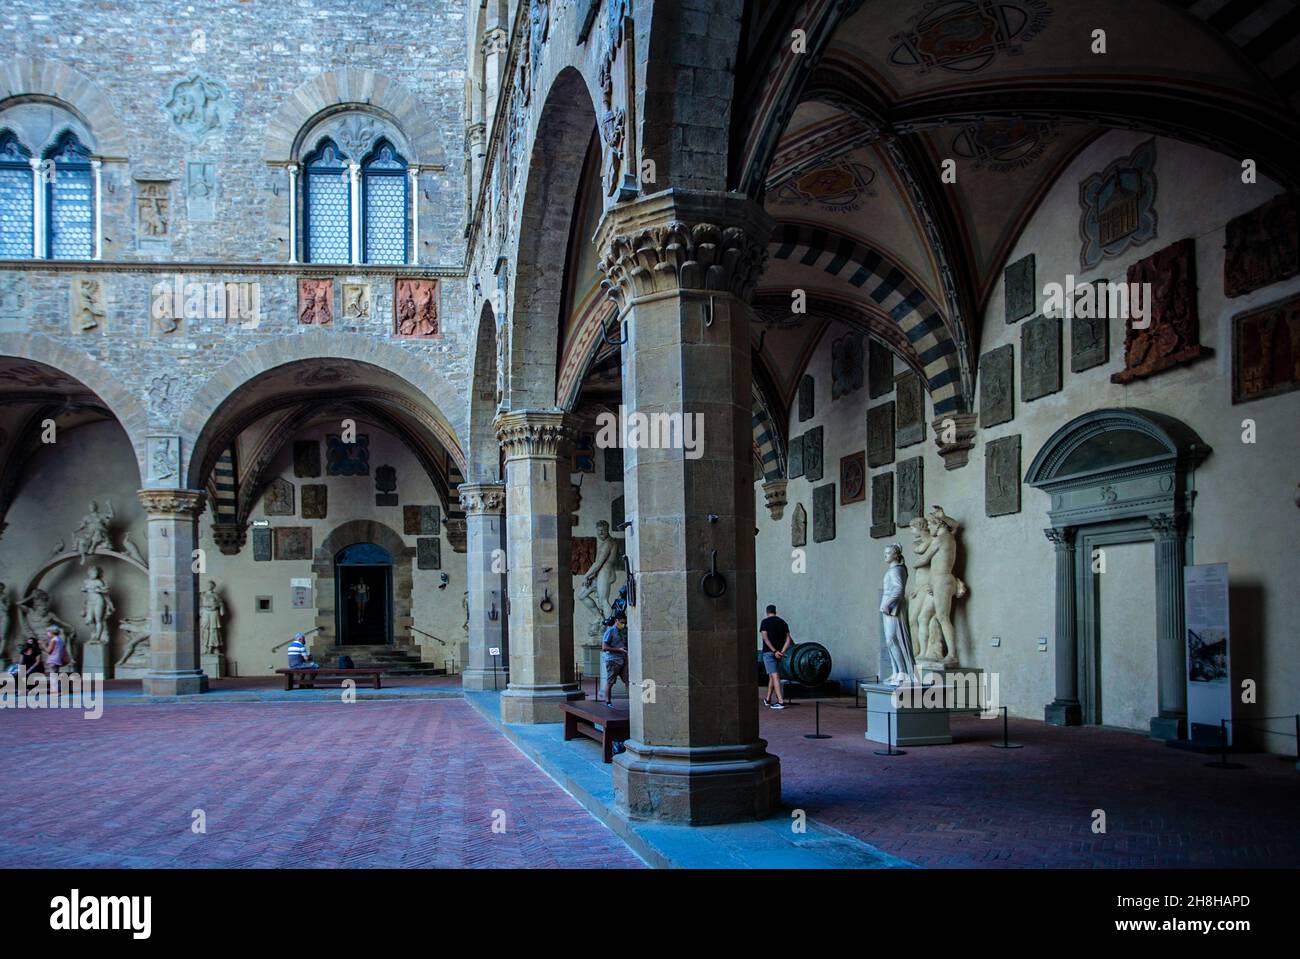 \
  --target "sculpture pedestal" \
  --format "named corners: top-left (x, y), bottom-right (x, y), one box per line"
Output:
top-left (862, 682), bottom-right (953, 746)
top-left (201, 653), bottom-right (225, 680)
top-left (82, 643), bottom-right (111, 679)
top-left (918, 664), bottom-right (987, 710)
top-left (115, 657), bottom-right (149, 680)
